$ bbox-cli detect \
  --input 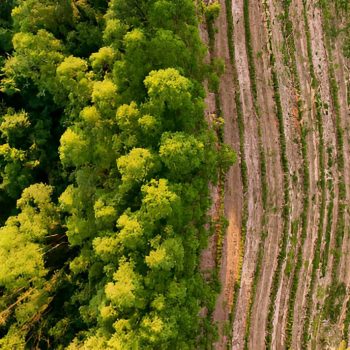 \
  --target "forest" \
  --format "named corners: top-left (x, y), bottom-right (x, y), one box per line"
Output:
top-left (0, 0), bottom-right (235, 348)
top-left (1, 0), bottom-right (350, 349)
